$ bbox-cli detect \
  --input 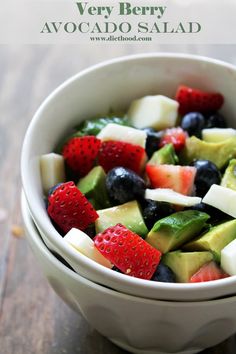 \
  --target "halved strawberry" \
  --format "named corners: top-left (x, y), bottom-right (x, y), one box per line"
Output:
top-left (175, 85), bottom-right (224, 115)
top-left (190, 261), bottom-right (229, 283)
top-left (62, 136), bottom-right (101, 177)
top-left (146, 164), bottom-right (196, 196)
top-left (159, 127), bottom-right (187, 152)
top-left (47, 181), bottom-right (98, 234)
top-left (94, 223), bottom-right (161, 280)
top-left (98, 140), bottom-right (147, 174)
